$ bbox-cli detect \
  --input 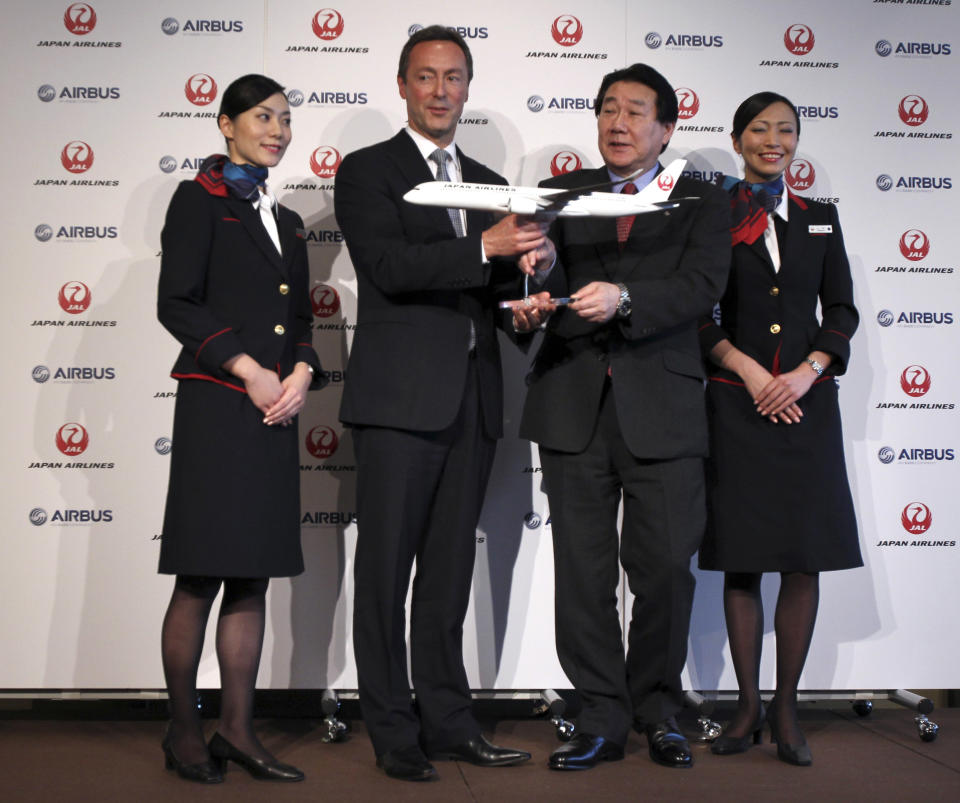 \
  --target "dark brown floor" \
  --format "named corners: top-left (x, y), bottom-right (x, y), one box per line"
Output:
top-left (1, 707), bottom-right (958, 802)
